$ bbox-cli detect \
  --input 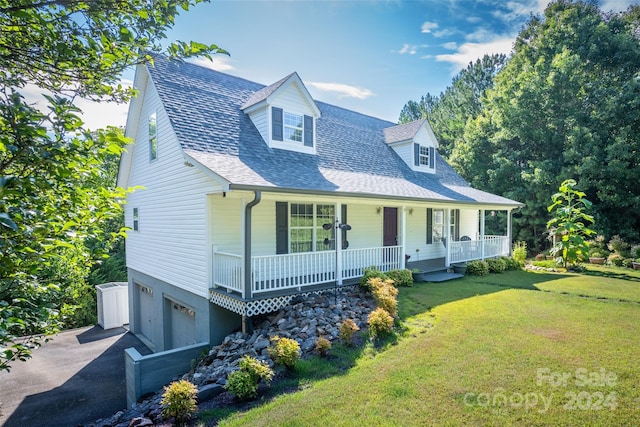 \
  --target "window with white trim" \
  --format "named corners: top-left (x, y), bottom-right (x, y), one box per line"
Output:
top-left (284, 112), bottom-right (303, 142)
top-left (289, 203), bottom-right (335, 253)
top-left (419, 145), bottom-right (430, 166)
top-left (149, 112), bottom-right (157, 161)
top-left (432, 209), bottom-right (444, 242)
top-left (133, 207), bottom-right (139, 231)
